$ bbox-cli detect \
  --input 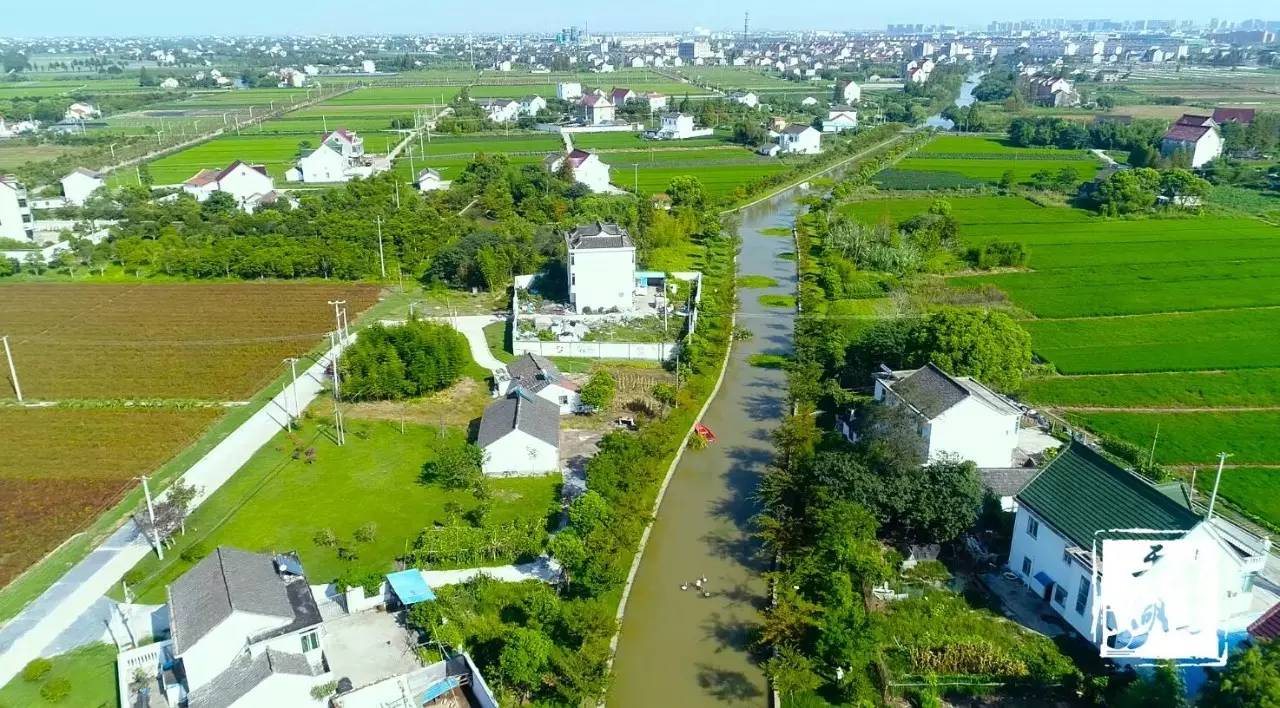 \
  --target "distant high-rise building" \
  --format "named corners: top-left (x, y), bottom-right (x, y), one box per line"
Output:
top-left (677, 40), bottom-right (712, 60)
